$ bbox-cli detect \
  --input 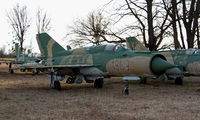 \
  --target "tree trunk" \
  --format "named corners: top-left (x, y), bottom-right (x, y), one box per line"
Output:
top-left (171, 0), bottom-right (181, 49)
top-left (146, 0), bottom-right (157, 51)
top-left (177, 11), bottom-right (185, 49)
top-left (182, 0), bottom-right (196, 48)
top-left (197, 26), bottom-right (200, 48)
